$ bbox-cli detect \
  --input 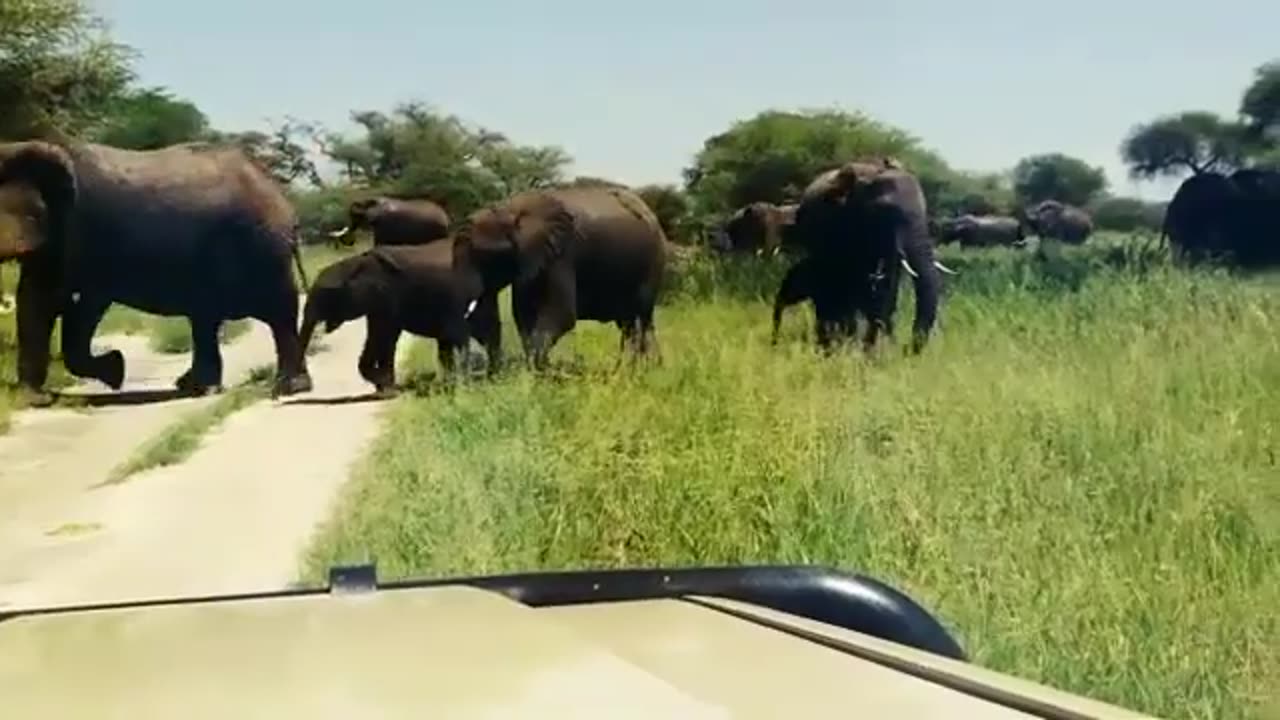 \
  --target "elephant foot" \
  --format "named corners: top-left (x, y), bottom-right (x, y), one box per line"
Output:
top-left (271, 372), bottom-right (313, 399)
top-left (98, 350), bottom-right (126, 391)
top-left (175, 369), bottom-right (224, 398)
